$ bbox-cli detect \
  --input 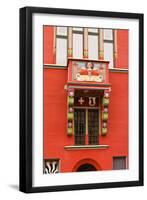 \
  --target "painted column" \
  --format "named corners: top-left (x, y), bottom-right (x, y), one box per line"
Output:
top-left (83, 28), bottom-right (88, 59)
top-left (68, 27), bottom-right (73, 58)
top-left (67, 88), bottom-right (74, 136)
top-left (113, 30), bottom-right (118, 68)
top-left (99, 29), bottom-right (104, 60)
top-left (101, 89), bottom-right (110, 136)
top-left (53, 26), bottom-right (57, 63)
